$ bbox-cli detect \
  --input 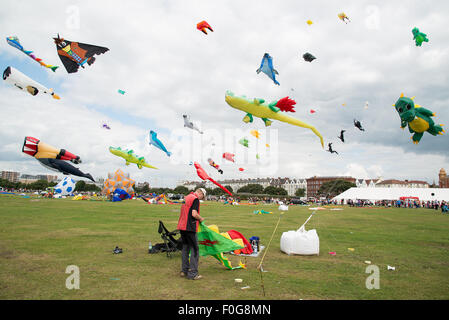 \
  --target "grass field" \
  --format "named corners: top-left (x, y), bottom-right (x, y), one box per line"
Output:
top-left (0, 195), bottom-right (448, 300)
